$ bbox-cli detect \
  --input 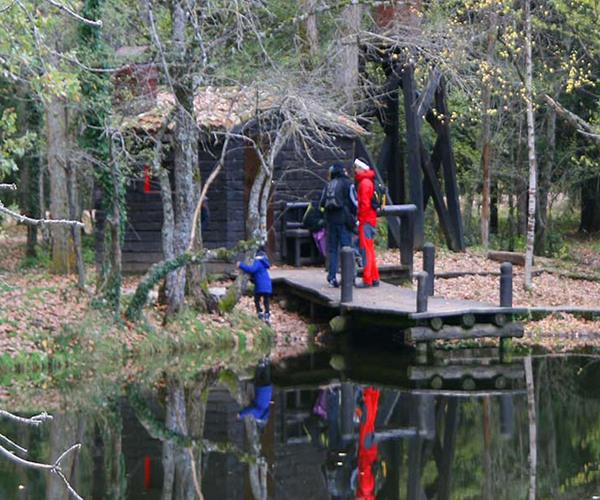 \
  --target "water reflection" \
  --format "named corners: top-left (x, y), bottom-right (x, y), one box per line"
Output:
top-left (1, 352), bottom-right (599, 499)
